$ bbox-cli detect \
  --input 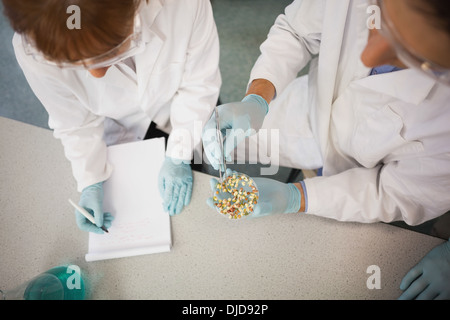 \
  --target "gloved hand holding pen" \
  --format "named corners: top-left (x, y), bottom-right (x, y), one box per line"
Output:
top-left (75, 182), bottom-right (114, 234)
top-left (206, 169), bottom-right (306, 217)
top-left (158, 157), bottom-right (193, 216)
top-left (202, 94), bottom-right (269, 171)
